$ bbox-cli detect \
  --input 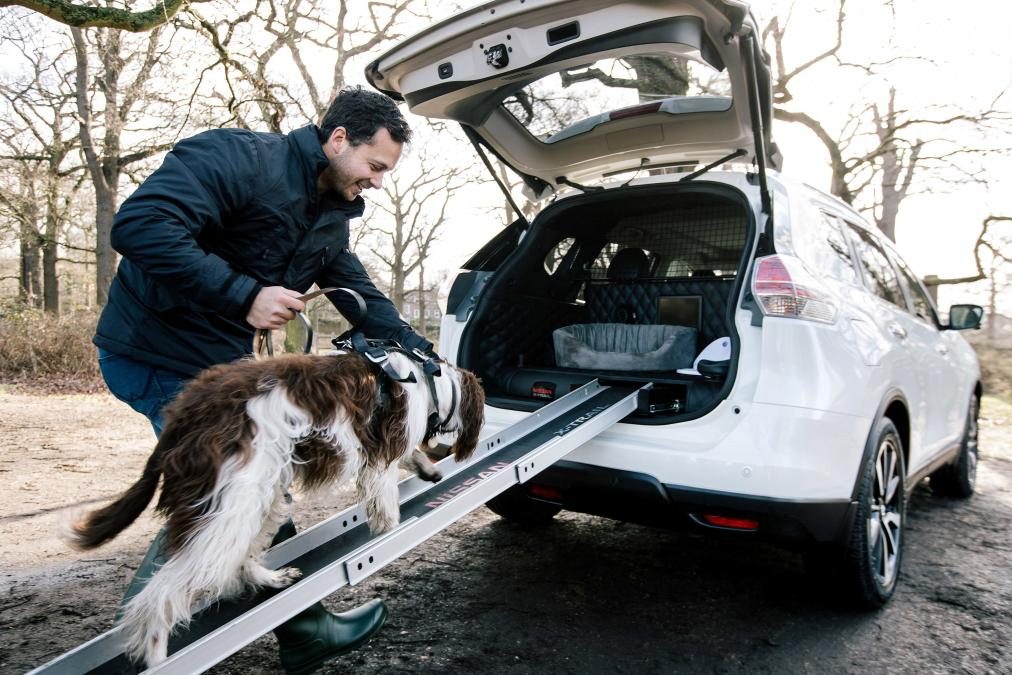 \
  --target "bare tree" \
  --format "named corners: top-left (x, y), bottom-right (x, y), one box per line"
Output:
top-left (366, 150), bottom-right (466, 309)
top-left (178, 0), bottom-right (424, 131)
top-left (763, 0), bottom-right (1010, 241)
top-left (0, 16), bottom-right (81, 311)
top-left (0, 0), bottom-right (208, 31)
top-left (559, 56), bottom-right (691, 100)
top-left (0, 159), bottom-right (43, 306)
top-left (70, 22), bottom-right (179, 305)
